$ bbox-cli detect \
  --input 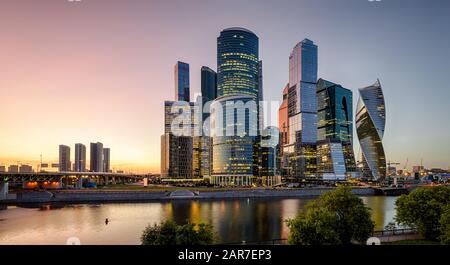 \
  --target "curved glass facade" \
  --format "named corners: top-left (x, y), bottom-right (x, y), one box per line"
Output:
top-left (356, 79), bottom-right (386, 180)
top-left (217, 28), bottom-right (259, 100)
top-left (211, 95), bottom-right (258, 178)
